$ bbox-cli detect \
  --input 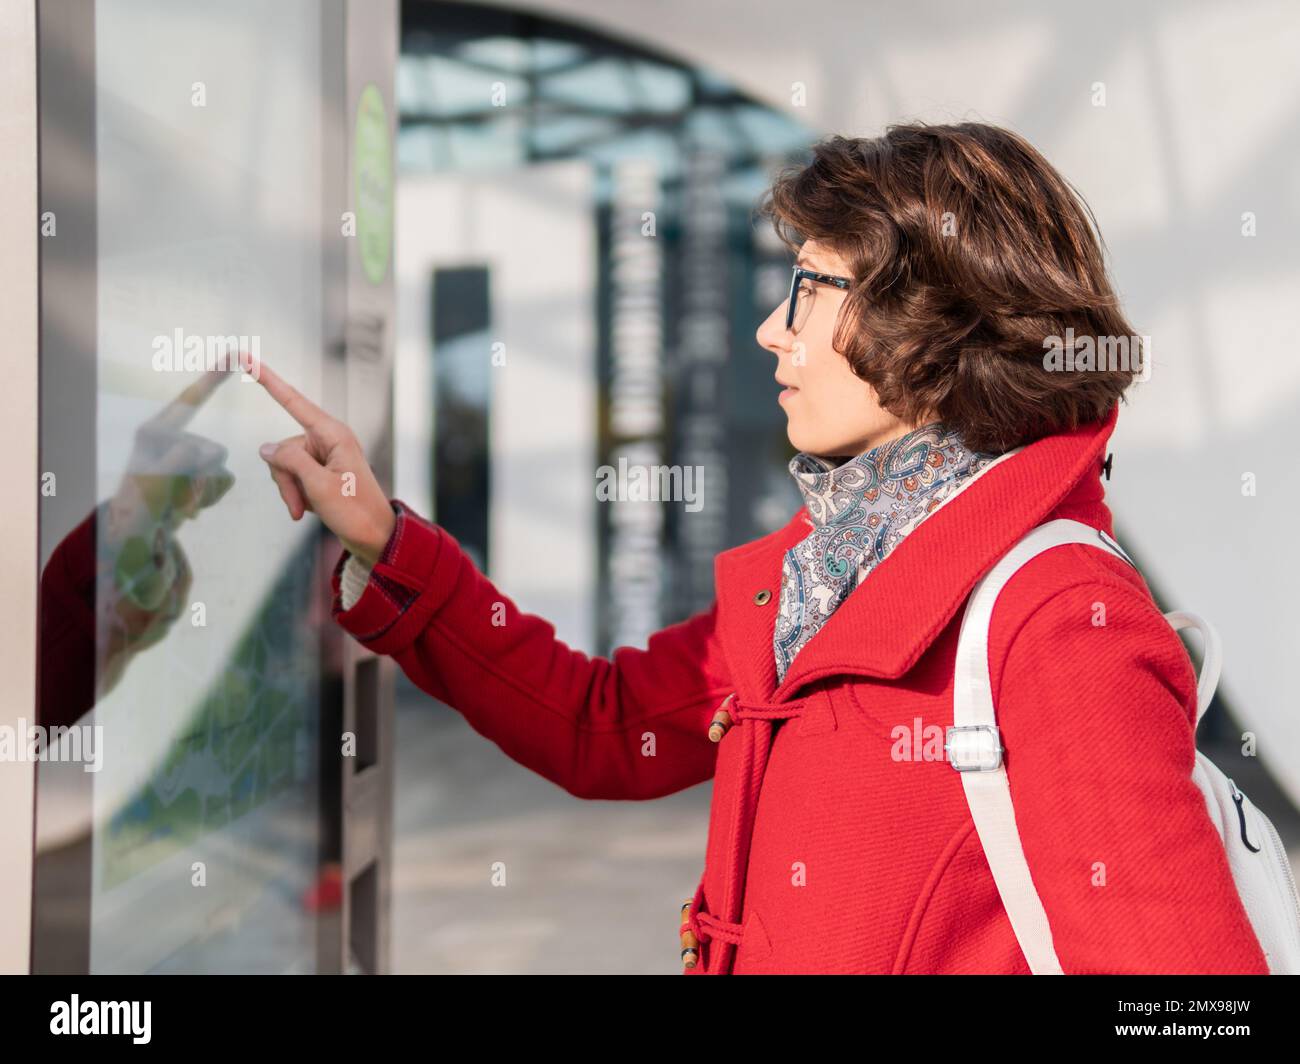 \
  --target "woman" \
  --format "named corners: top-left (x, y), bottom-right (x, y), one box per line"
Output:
top-left (254, 123), bottom-right (1267, 975)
